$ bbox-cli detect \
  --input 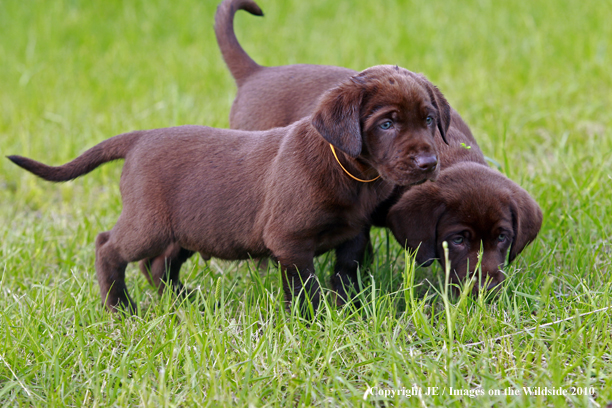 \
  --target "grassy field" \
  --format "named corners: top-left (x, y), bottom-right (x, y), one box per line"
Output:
top-left (1, 0), bottom-right (611, 406)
